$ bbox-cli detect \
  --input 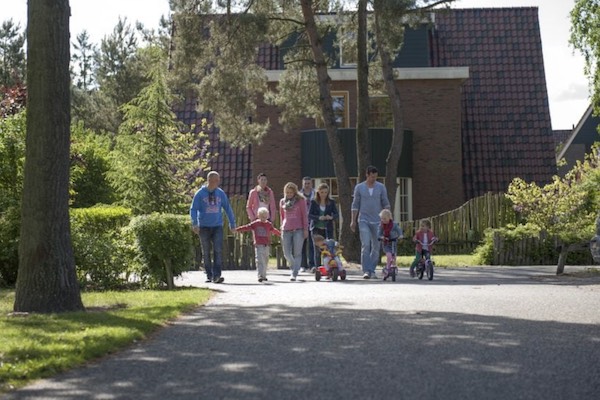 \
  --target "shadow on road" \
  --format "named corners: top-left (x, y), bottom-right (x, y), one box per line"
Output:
top-left (7, 302), bottom-right (599, 400)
